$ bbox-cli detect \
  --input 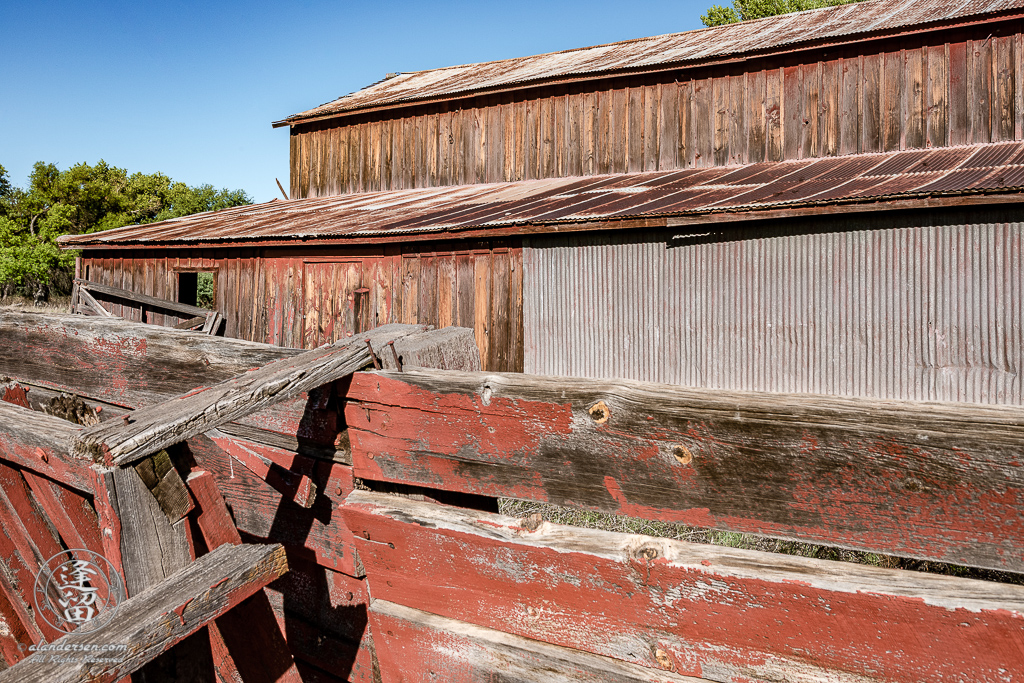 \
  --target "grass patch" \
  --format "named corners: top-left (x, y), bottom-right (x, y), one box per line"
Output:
top-left (498, 499), bottom-right (1024, 585)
